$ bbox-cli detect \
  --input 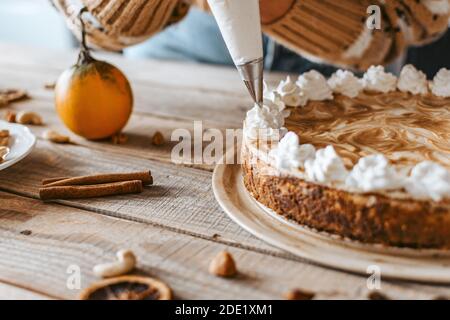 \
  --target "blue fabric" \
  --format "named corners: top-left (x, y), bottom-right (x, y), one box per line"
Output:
top-left (125, 8), bottom-right (233, 65)
top-left (406, 33), bottom-right (450, 78)
top-left (125, 7), bottom-right (449, 77)
top-left (125, 7), bottom-right (337, 74)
